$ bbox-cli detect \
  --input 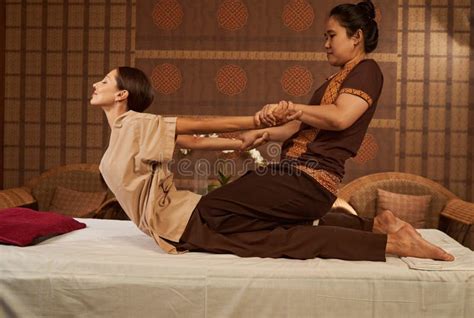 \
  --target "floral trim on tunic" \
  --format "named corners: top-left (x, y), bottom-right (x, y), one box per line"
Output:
top-left (295, 166), bottom-right (341, 195)
top-left (339, 88), bottom-right (373, 107)
top-left (285, 129), bottom-right (319, 159)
